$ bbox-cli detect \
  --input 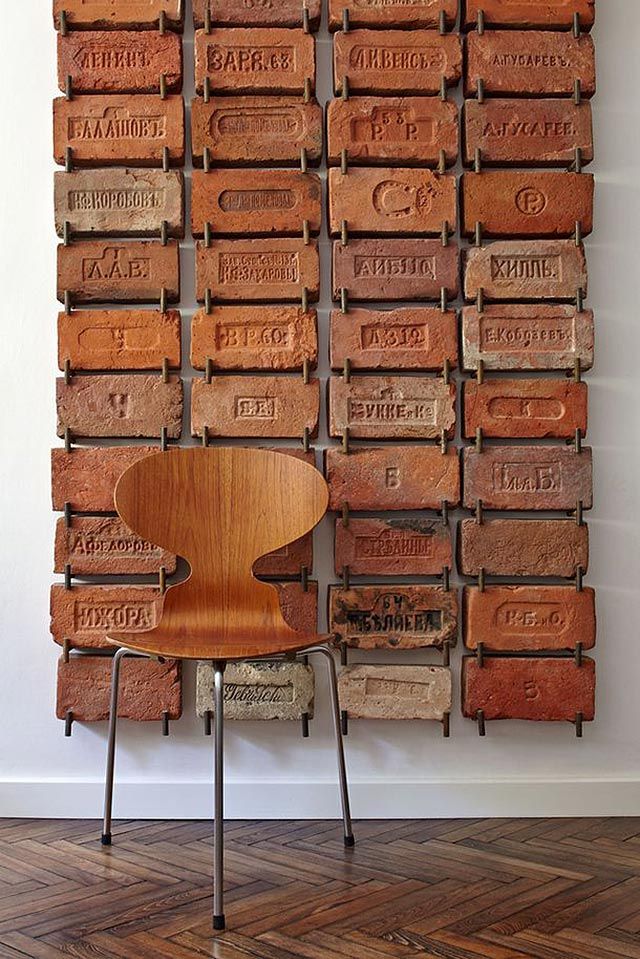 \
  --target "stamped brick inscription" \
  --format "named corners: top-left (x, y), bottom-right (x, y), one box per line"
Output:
top-left (53, 0), bottom-right (184, 31)
top-left (329, 376), bottom-right (456, 440)
top-left (58, 30), bottom-right (182, 94)
top-left (197, 239), bottom-right (319, 303)
top-left (330, 308), bottom-right (457, 371)
top-left (56, 656), bottom-right (181, 722)
top-left (50, 583), bottom-right (161, 649)
top-left (335, 517), bottom-right (452, 577)
top-left (191, 307), bottom-right (317, 371)
top-left (339, 665), bottom-right (452, 721)
top-left (462, 0), bottom-right (594, 30)
top-left (196, 661), bottom-right (314, 721)
top-left (464, 241), bottom-right (587, 302)
top-left (463, 379), bottom-right (588, 439)
top-left (57, 374), bottom-right (183, 439)
top-left (458, 519), bottom-right (589, 578)
top-left (334, 31), bottom-right (461, 95)
top-left (194, 0), bottom-right (322, 29)
top-left (329, 0), bottom-right (458, 29)
top-left (58, 240), bottom-right (180, 304)
top-left (58, 309), bottom-right (181, 371)
top-left (51, 445), bottom-right (157, 512)
top-left (330, 585), bottom-right (457, 650)
top-left (463, 446), bottom-right (593, 511)
top-left (55, 516), bottom-right (176, 576)
top-left (333, 239), bottom-right (459, 302)
top-left (195, 28), bottom-right (315, 96)
top-left (191, 376), bottom-right (320, 439)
